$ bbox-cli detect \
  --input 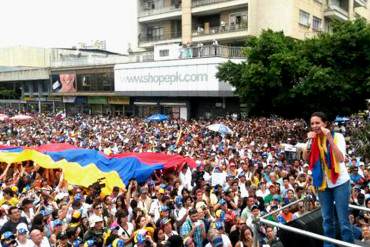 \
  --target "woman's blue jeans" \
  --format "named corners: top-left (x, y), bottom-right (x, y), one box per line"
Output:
top-left (318, 180), bottom-right (354, 247)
